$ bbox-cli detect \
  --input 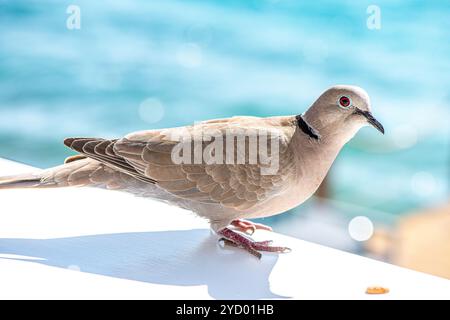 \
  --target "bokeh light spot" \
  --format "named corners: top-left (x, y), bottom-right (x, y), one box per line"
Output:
top-left (138, 98), bottom-right (165, 124)
top-left (348, 216), bottom-right (374, 241)
top-left (392, 124), bottom-right (418, 149)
